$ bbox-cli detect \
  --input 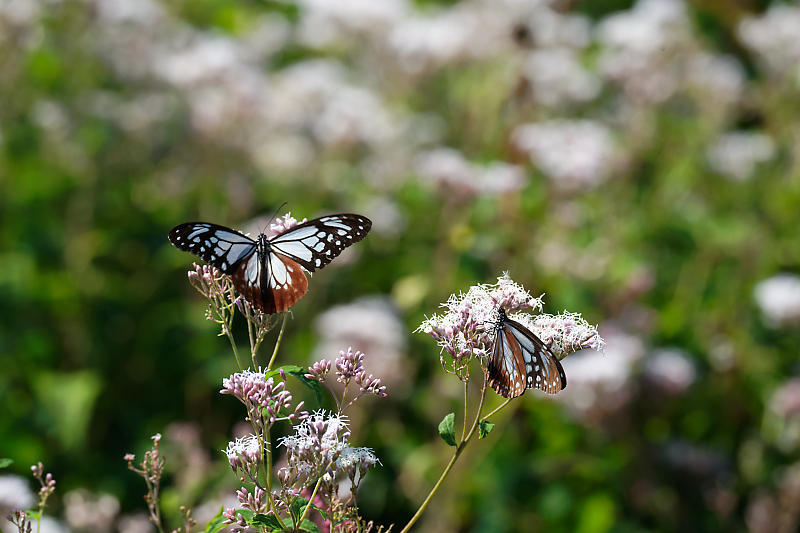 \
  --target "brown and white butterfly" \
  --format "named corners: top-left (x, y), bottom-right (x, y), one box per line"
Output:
top-left (168, 214), bottom-right (371, 314)
top-left (486, 308), bottom-right (567, 398)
